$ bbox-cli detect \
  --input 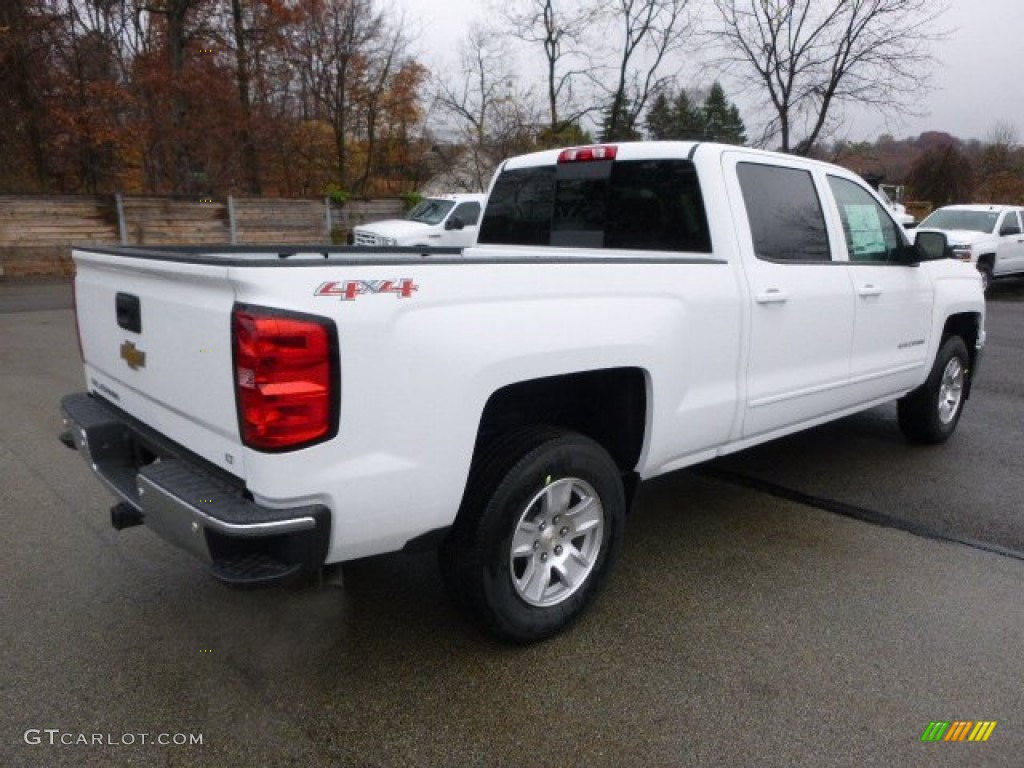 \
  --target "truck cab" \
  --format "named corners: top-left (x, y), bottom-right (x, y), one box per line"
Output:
top-left (352, 193), bottom-right (485, 248)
